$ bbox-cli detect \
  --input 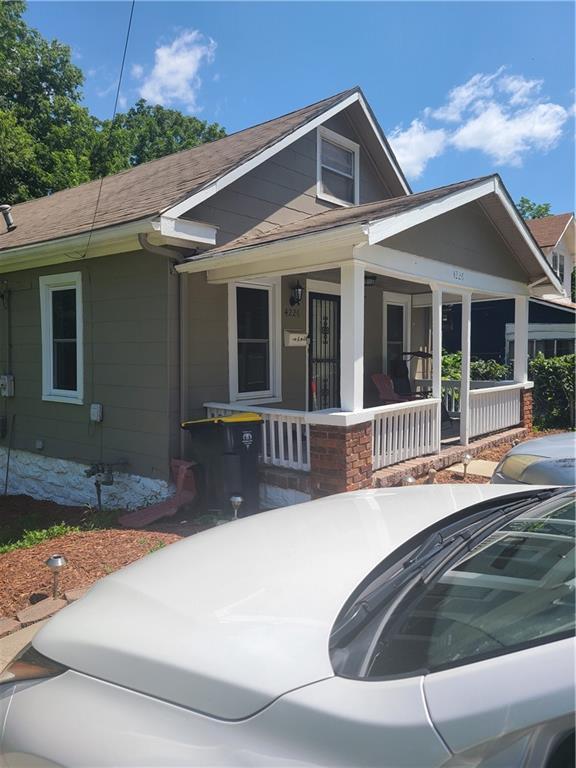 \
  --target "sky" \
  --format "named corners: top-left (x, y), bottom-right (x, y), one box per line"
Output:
top-left (25, 1), bottom-right (575, 213)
